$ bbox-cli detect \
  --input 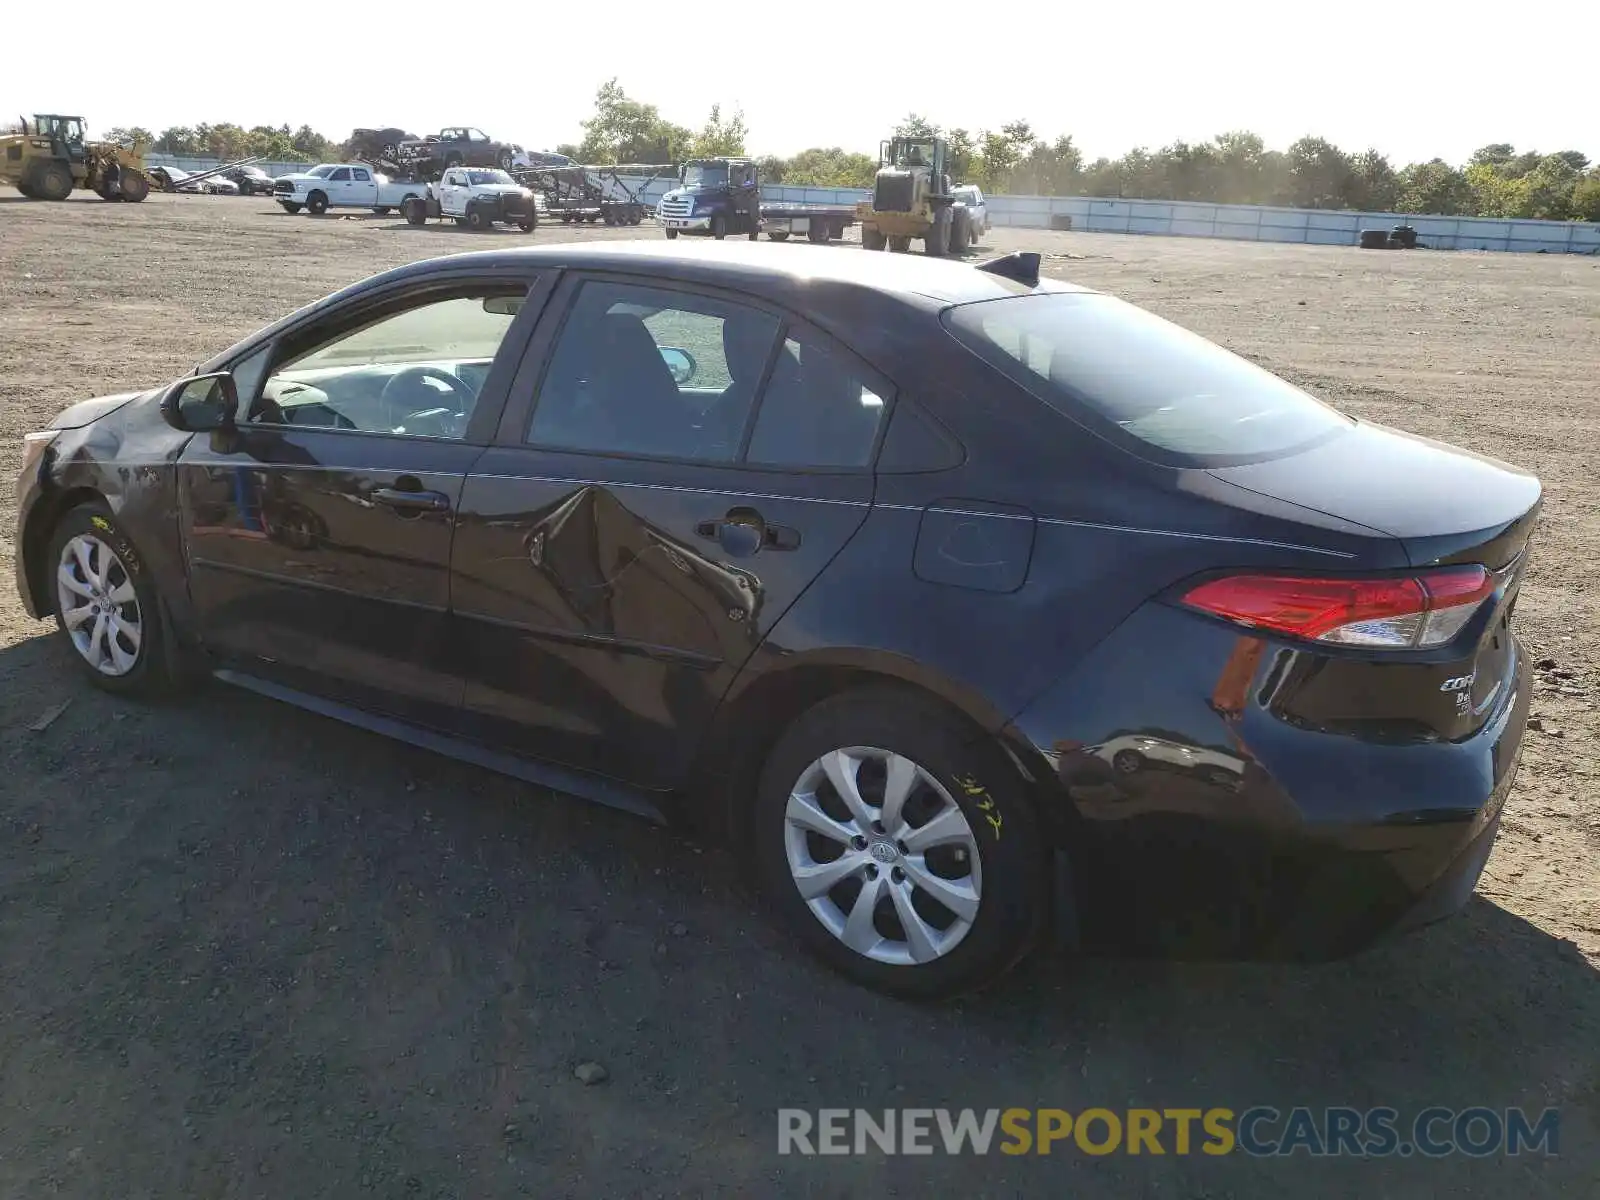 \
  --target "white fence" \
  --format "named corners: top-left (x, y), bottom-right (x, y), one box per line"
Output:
top-left (140, 154), bottom-right (1600, 254)
top-left (987, 195), bottom-right (1600, 254)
